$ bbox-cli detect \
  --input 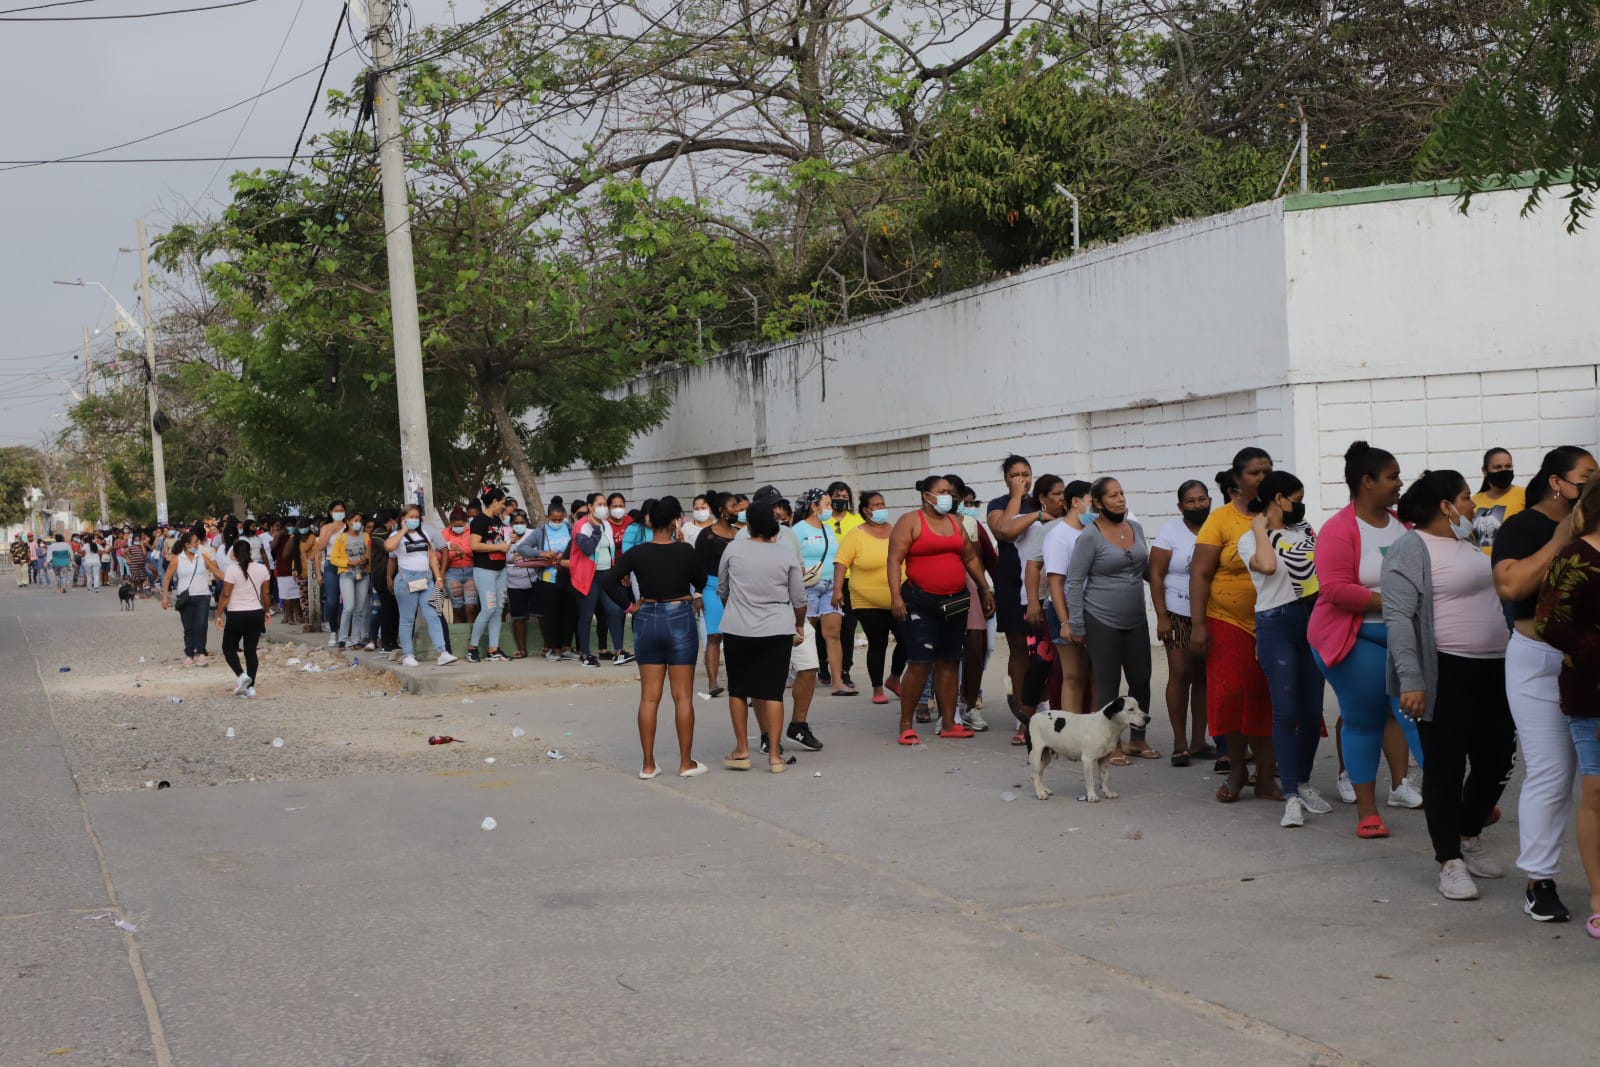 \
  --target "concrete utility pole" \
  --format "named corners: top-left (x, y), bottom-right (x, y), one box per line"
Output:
top-left (366, 0), bottom-right (435, 516)
top-left (135, 219), bottom-right (169, 526)
top-left (83, 326), bottom-right (108, 527)
top-left (1297, 100), bottom-right (1309, 195)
